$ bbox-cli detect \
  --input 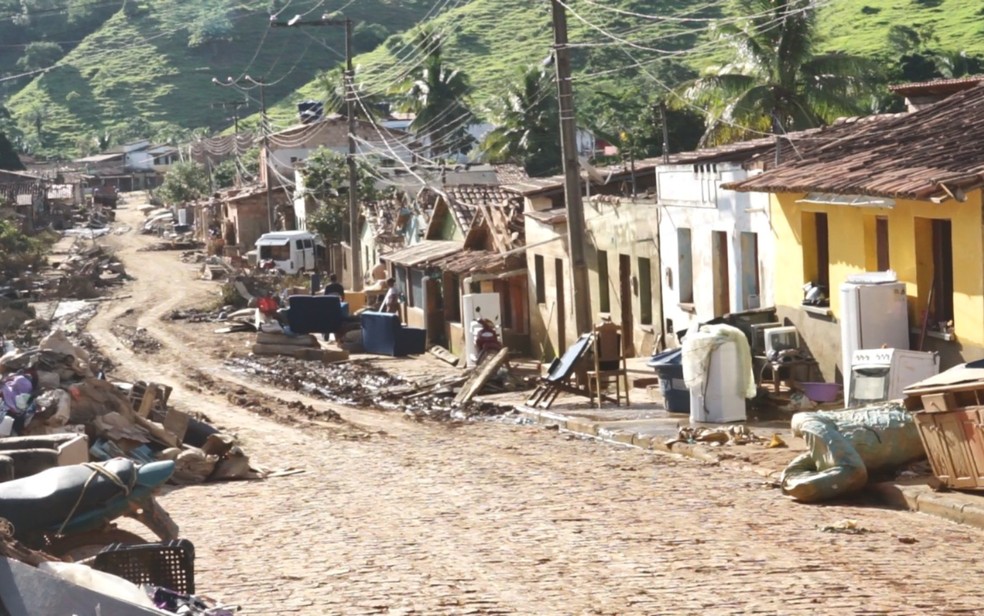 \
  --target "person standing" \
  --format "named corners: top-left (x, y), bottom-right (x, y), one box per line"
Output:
top-left (323, 274), bottom-right (345, 298)
top-left (380, 278), bottom-right (400, 313)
